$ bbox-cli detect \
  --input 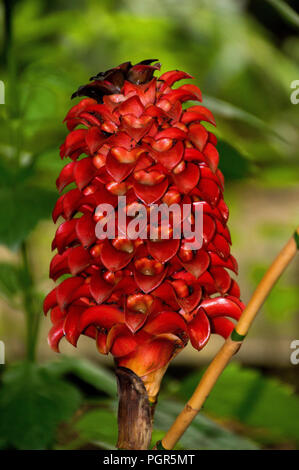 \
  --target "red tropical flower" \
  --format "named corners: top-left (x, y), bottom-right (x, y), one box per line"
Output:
top-left (44, 60), bottom-right (244, 381)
